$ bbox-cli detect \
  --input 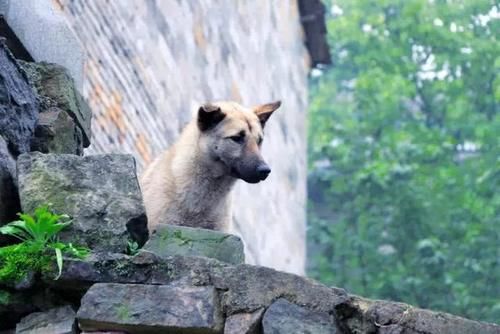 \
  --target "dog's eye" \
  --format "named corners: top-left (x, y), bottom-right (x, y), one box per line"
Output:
top-left (257, 137), bottom-right (263, 145)
top-left (228, 132), bottom-right (245, 144)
